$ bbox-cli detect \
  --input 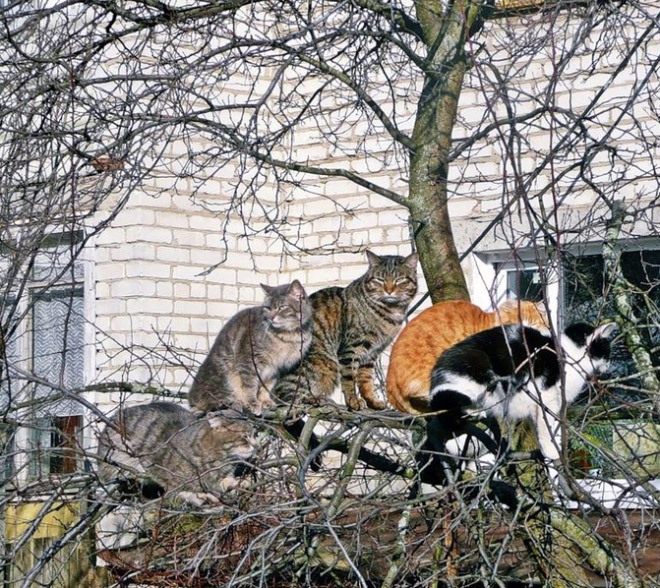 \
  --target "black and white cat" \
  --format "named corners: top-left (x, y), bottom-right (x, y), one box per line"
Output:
top-left (427, 322), bottom-right (616, 462)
